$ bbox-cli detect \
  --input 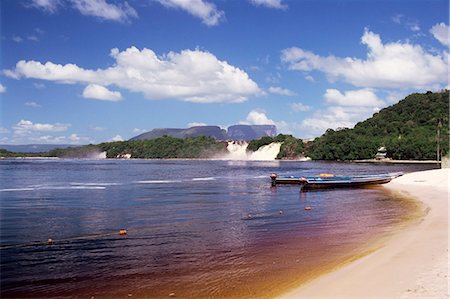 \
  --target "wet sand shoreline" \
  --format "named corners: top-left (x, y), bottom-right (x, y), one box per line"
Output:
top-left (277, 168), bottom-right (449, 298)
